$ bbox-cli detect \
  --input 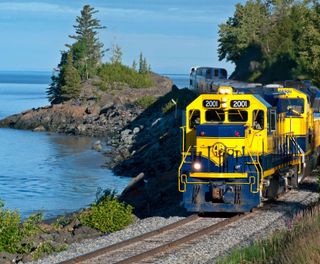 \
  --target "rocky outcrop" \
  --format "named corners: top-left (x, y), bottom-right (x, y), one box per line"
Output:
top-left (0, 74), bottom-right (172, 138)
